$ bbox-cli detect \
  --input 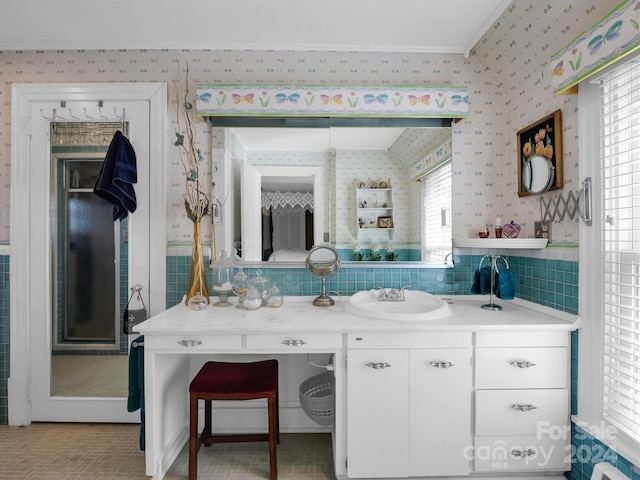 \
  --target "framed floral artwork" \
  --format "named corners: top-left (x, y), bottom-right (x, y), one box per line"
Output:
top-left (516, 109), bottom-right (563, 197)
